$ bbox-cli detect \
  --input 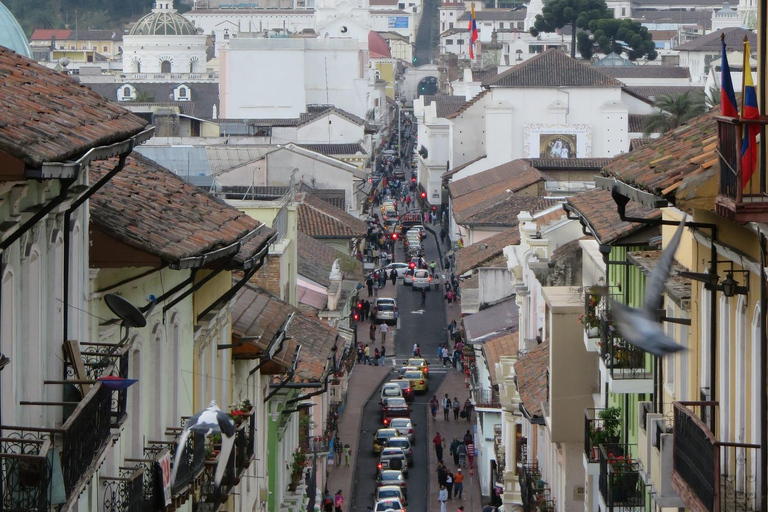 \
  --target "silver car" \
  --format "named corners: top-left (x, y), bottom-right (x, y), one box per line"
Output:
top-left (374, 298), bottom-right (397, 324)
top-left (388, 418), bottom-right (415, 445)
top-left (412, 269), bottom-right (431, 290)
